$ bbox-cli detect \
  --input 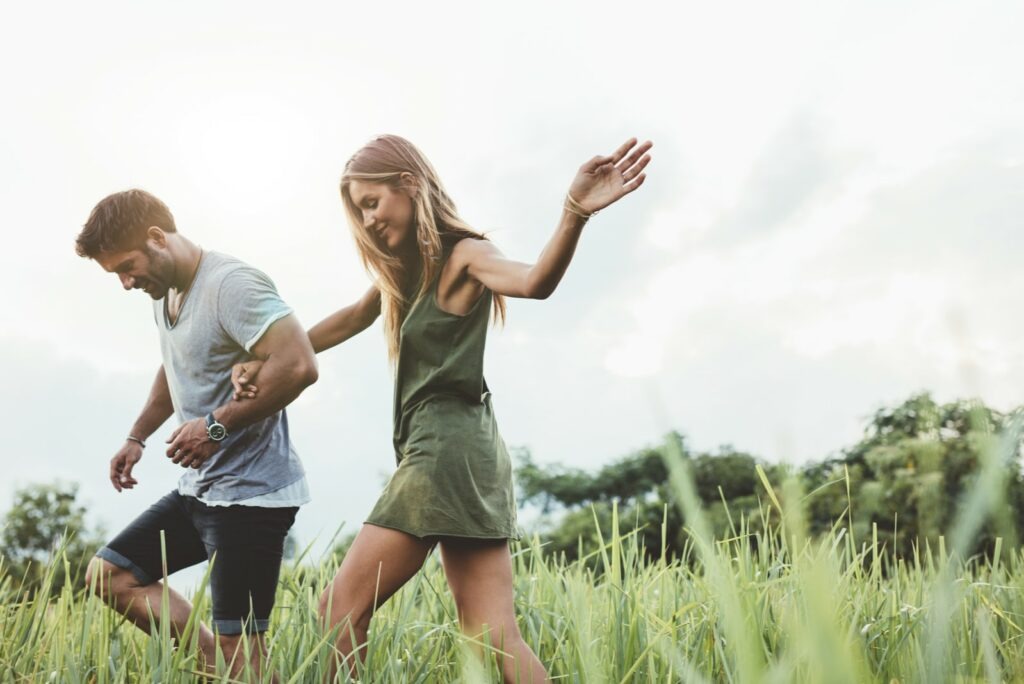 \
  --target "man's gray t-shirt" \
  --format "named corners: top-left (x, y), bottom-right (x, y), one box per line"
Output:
top-left (153, 250), bottom-right (308, 503)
